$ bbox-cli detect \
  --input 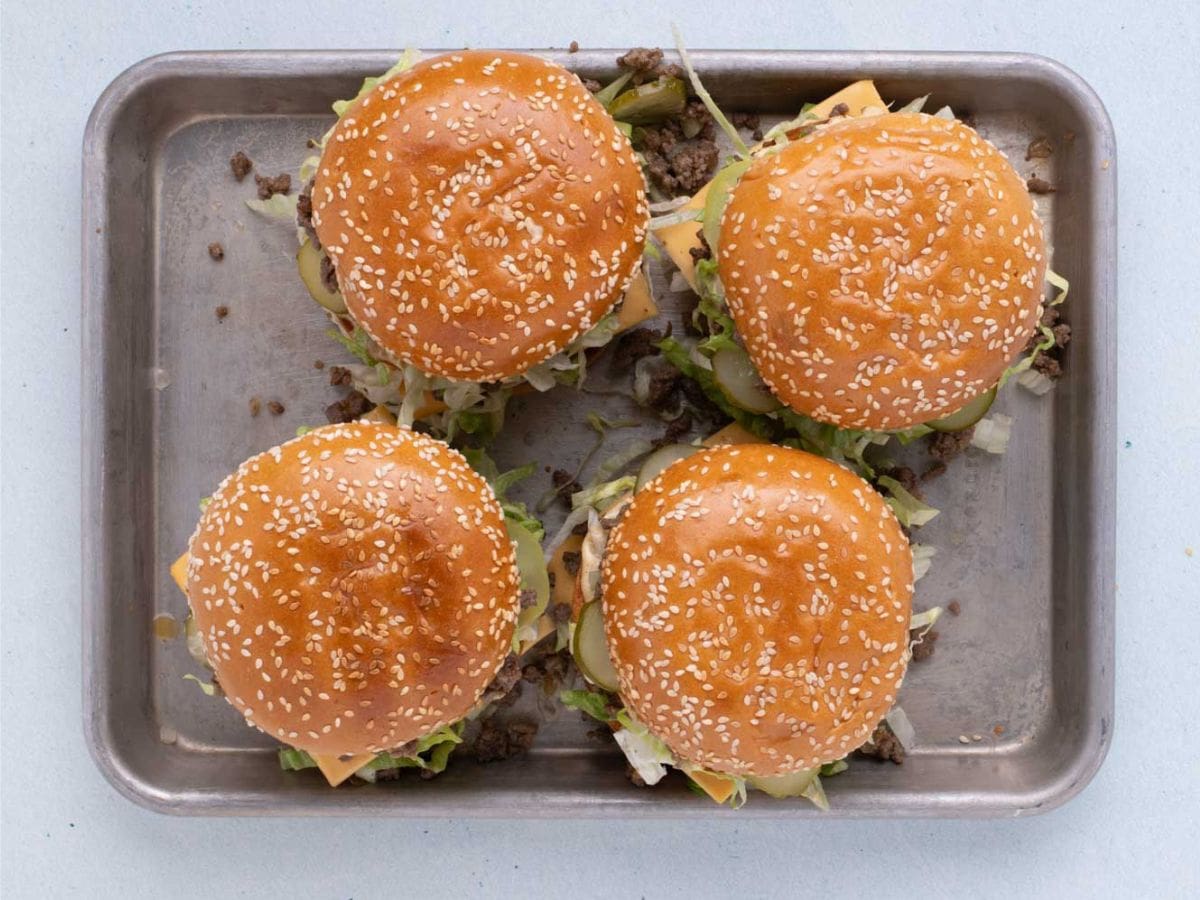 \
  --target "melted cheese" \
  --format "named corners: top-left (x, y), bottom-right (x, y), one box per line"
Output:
top-left (701, 422), bottom-right (763, 447)
top-left (312, 753), bottom-right (376, 787)
top-left (656, 80), bottom-right (886, 290)
top-left (687, 768), bottom-right (738, 805)
top-left (170, 552), bottom-right (189, 595)
top-left (616, 269), bottom-right (658, 331)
